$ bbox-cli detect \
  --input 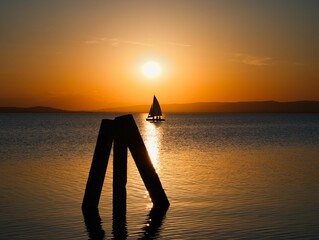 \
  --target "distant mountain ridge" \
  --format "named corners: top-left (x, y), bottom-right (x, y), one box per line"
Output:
top-left (1, 101), bottom-right (319, 113)
top-left (0, 106), bottom-right (71, 113)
